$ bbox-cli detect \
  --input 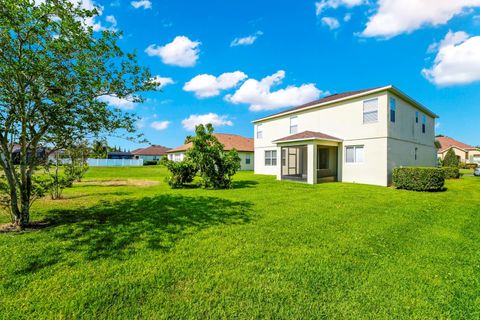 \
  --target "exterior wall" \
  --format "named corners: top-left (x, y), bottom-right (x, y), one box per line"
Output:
top-left (238, 152), bottom-right (254, 171)
top-left (438, 147), bottom-right (467, 163)
top-left (254, 89), bottom-right (437, 187)
top-left (135, 155), bottom-right (165, 161)
top-left (168, 151), bottom-right (254, 170)
top-left (341, 138), bottom-right (389, 186)
top-left (468, 150), bottom-right (480, 164)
